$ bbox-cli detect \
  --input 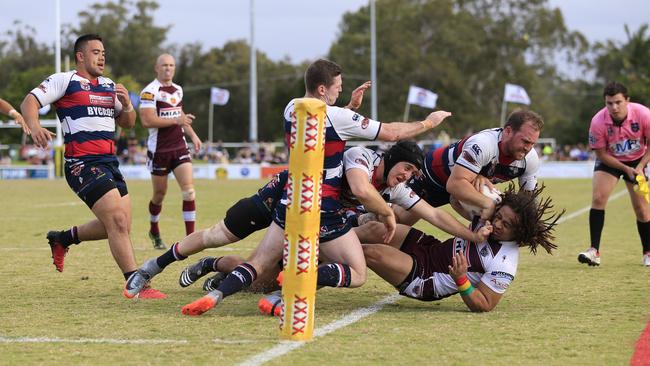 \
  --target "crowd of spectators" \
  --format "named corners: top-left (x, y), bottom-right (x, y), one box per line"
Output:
top-left (1, 133), bottom-right (596, 166)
